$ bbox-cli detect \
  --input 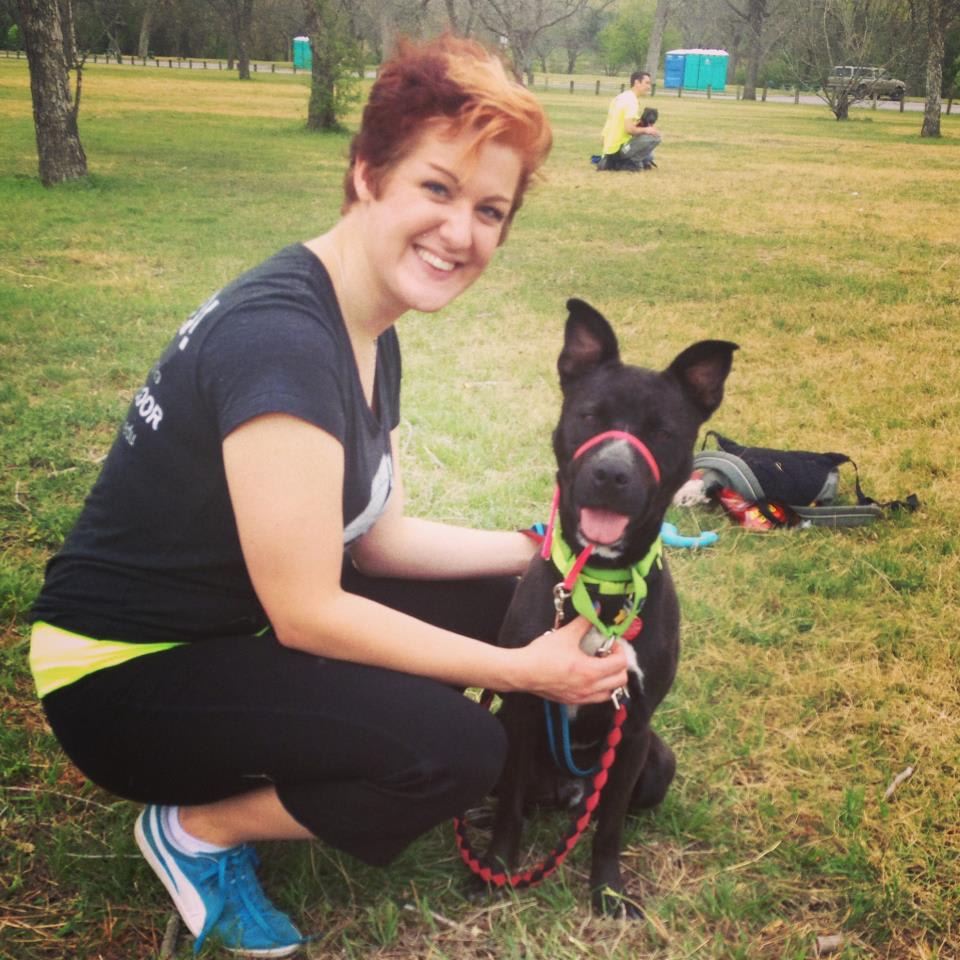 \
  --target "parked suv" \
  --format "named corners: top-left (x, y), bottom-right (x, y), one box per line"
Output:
top-left (826, 66), bottom-right (906, 101)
